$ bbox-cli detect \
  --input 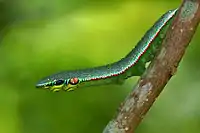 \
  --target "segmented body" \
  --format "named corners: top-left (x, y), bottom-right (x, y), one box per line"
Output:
top-left (36, 9), bottom-right (177, 91)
